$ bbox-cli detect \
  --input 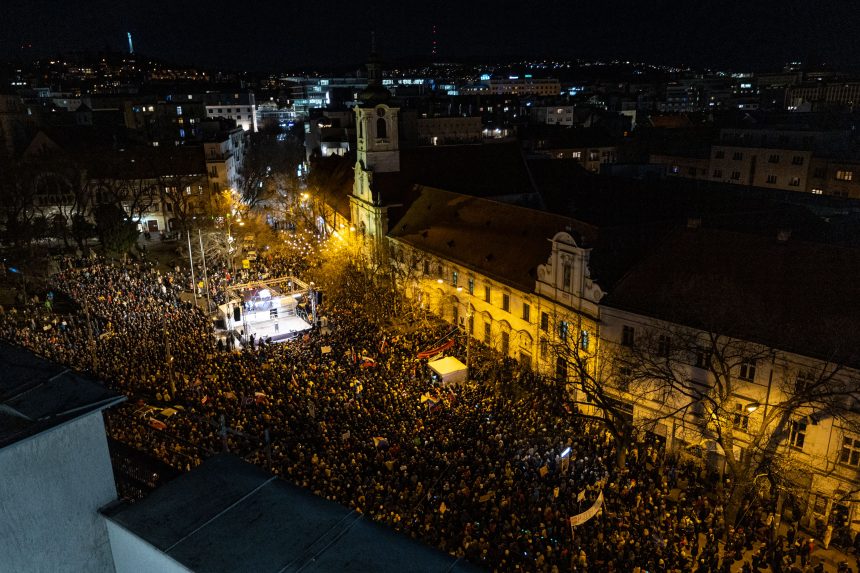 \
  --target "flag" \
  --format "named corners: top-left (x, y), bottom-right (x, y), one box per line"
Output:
top-left (201, 395), bottom-right (208, 405)
top-left (360, 355), bottom-right (377, 368)
top-left (577, 489), bottom-right (586, 502)
top-left (373, 437), bottom-right (389, 448)
top-left (539, 465), bottom-right (549, 478)
top-left (417, 339), bottom-right (455, 359)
